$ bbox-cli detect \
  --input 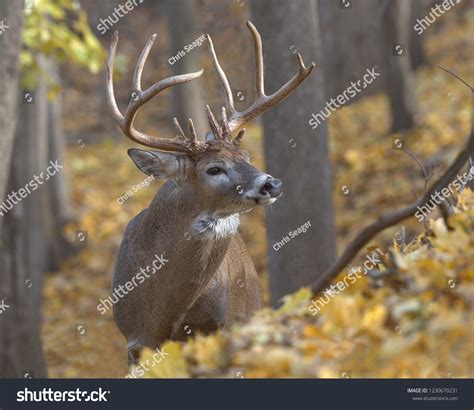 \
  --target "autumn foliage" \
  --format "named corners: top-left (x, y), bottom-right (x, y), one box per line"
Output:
top-left (134, 189), bottom-right (473, 378)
